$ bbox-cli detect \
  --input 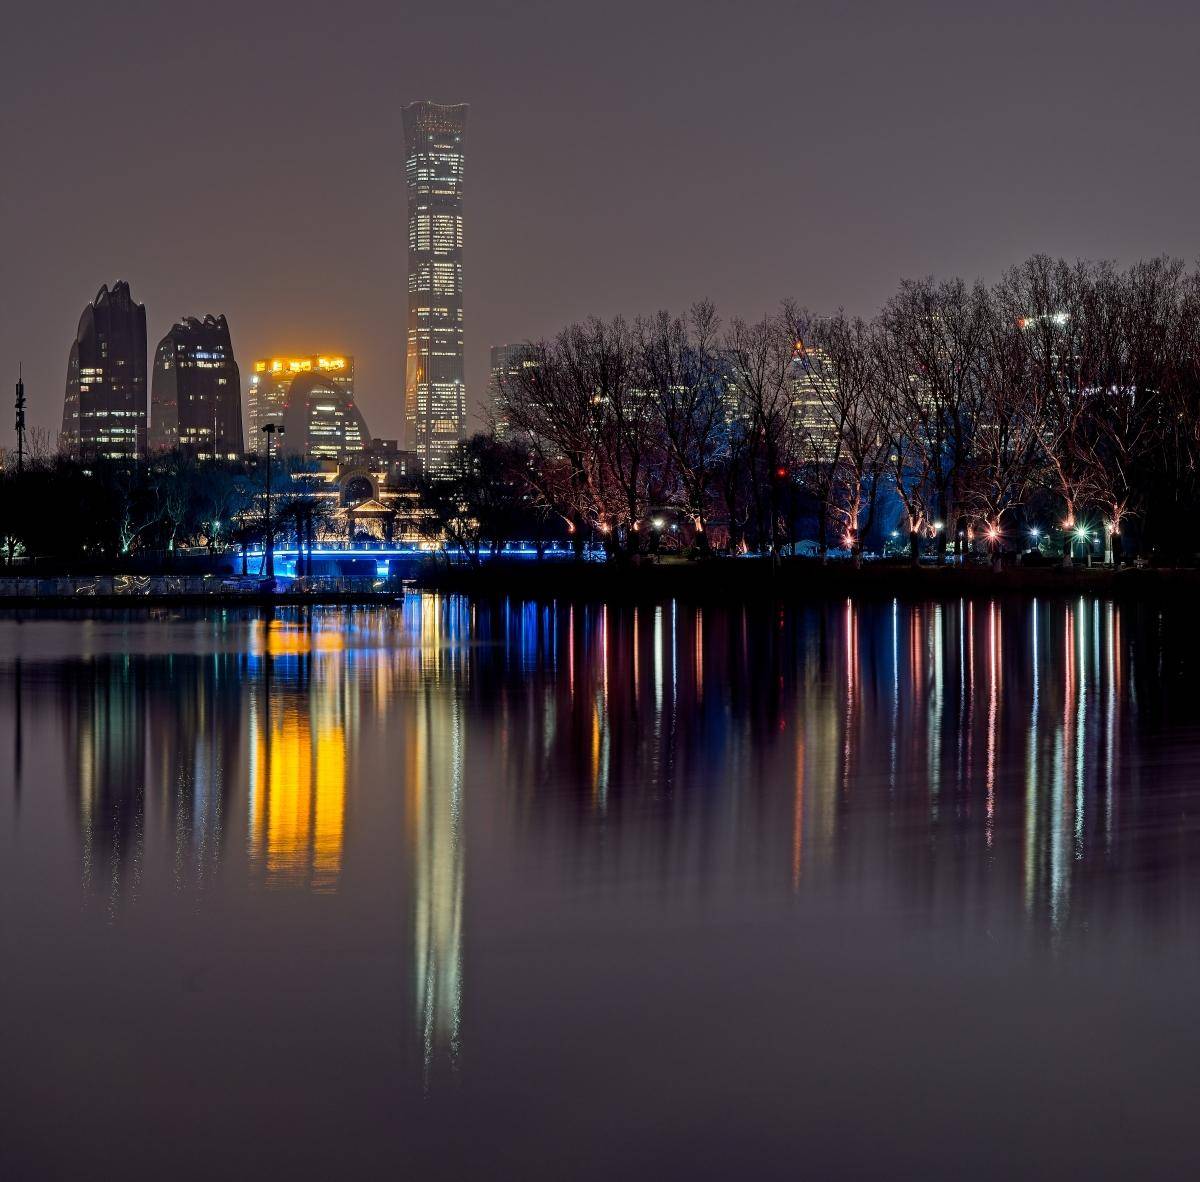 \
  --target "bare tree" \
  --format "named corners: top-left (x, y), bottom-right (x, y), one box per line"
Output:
top-left (637, 301), bottom-right (726, 549)
top-left (723, 310), bottom-right (798, 556)
top-left (793, 309), bottom-right (887, 565)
